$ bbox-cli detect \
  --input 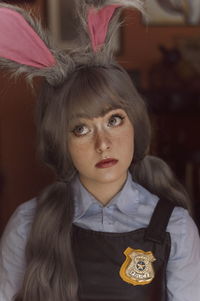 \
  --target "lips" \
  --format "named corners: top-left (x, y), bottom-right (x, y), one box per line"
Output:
top-left (95, 158), bottom-right (118, 168)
